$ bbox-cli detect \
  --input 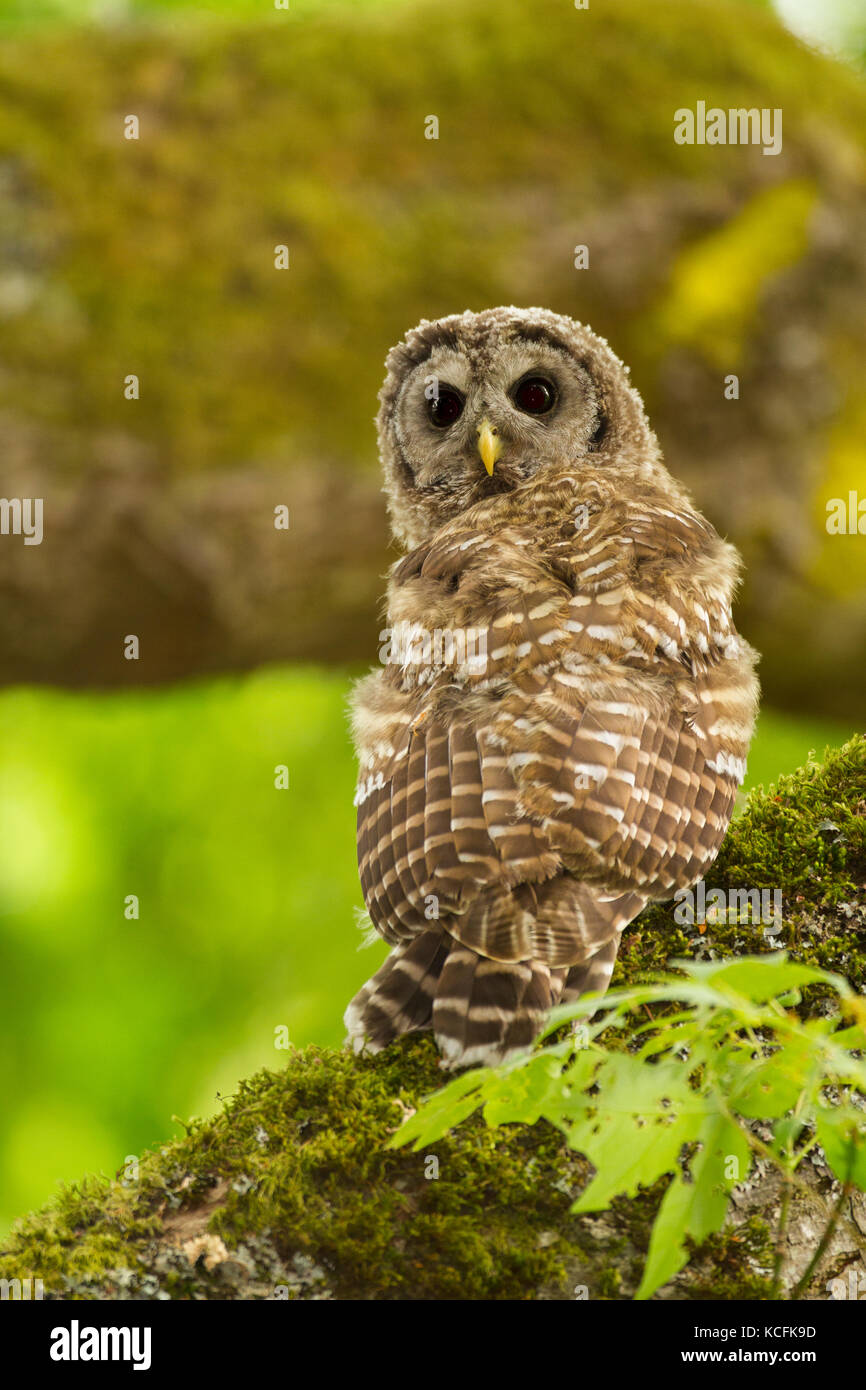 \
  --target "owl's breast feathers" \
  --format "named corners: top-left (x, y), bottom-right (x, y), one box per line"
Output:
top-left (351, 467), bottom-right (759, 968)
